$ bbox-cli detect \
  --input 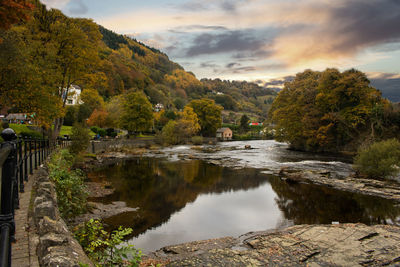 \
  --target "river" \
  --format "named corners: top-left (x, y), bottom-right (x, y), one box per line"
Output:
top-left (87, 140), bottom-right (400, 252)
